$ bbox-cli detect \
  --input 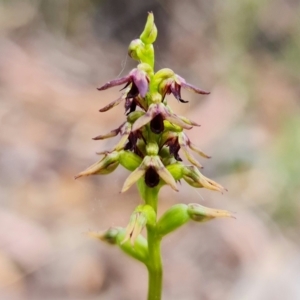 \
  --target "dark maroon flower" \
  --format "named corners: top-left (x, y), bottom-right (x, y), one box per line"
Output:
top-left (145, 167), bottom-right (160, 187)
top-left (150, 114), bottom-right (164, 134)
top-left (162, 74), bottom-right (210, 103)
top-left (98, 67), bottom-right (149, 97)
top-left (164, 136), bottom-right (182, 161)
top-left (132, 103), bottom-right (198, 134)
